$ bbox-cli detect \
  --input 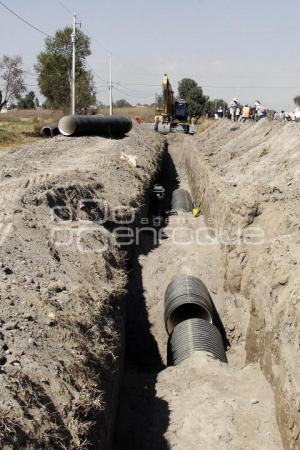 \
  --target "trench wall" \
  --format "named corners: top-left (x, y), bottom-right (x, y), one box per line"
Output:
top-left (0, 127), bottom-right (164, 450)
top-left (183, 121), bottom-right (300, 449)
